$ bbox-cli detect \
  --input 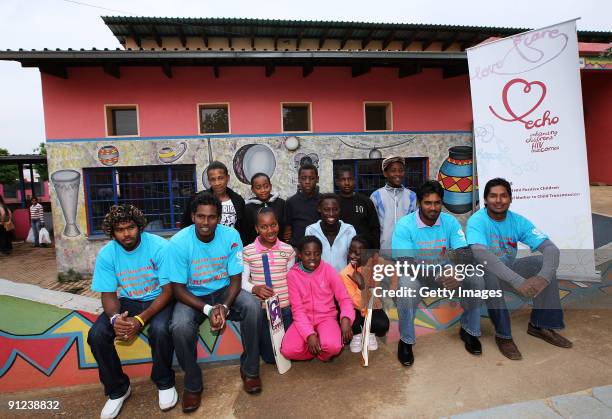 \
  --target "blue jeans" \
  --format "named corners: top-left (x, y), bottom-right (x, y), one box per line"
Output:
top-left (87, 298), bottom-right (175, 399)
top-left (484, 255), bottom-right (564, 339)
top-left (170, 287), bottom-right (261, 393)
top-left (260, 306), bottom-right (292, 364)
top-left (31, 219), bottom-right (41, 246)
top-left (397, 273), bottom-right (484, 344)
